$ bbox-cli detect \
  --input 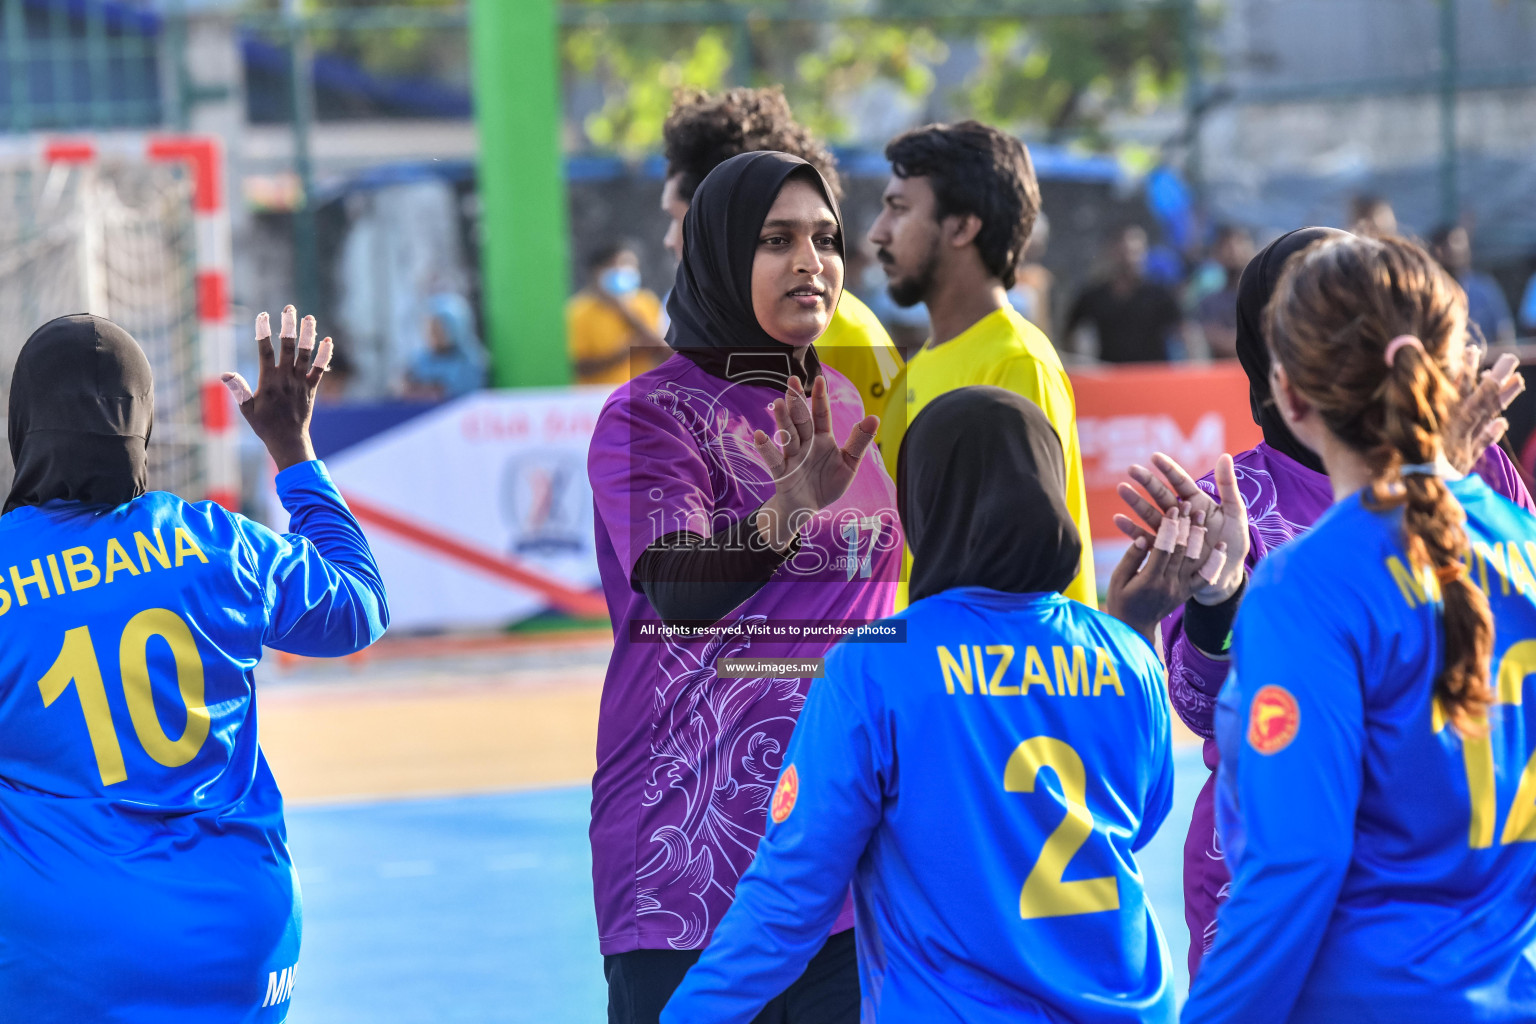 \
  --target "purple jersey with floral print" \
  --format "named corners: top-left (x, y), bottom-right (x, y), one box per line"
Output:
top-left (587, 352), bottom-right (901, 955)
top-left (1163, 441), bottom-right (1534, 979)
